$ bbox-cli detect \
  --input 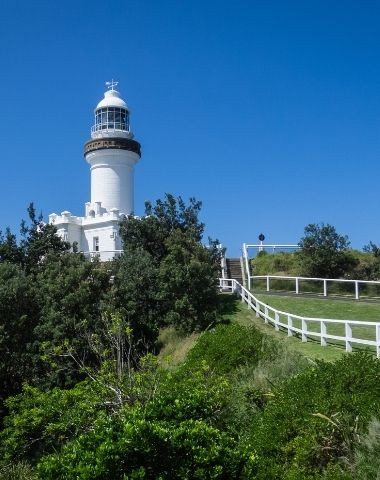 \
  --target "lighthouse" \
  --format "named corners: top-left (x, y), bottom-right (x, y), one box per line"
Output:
top-left (85, 81), bottom-right (141, 215)
top-left (49, 82), bottom-right (141, 260)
